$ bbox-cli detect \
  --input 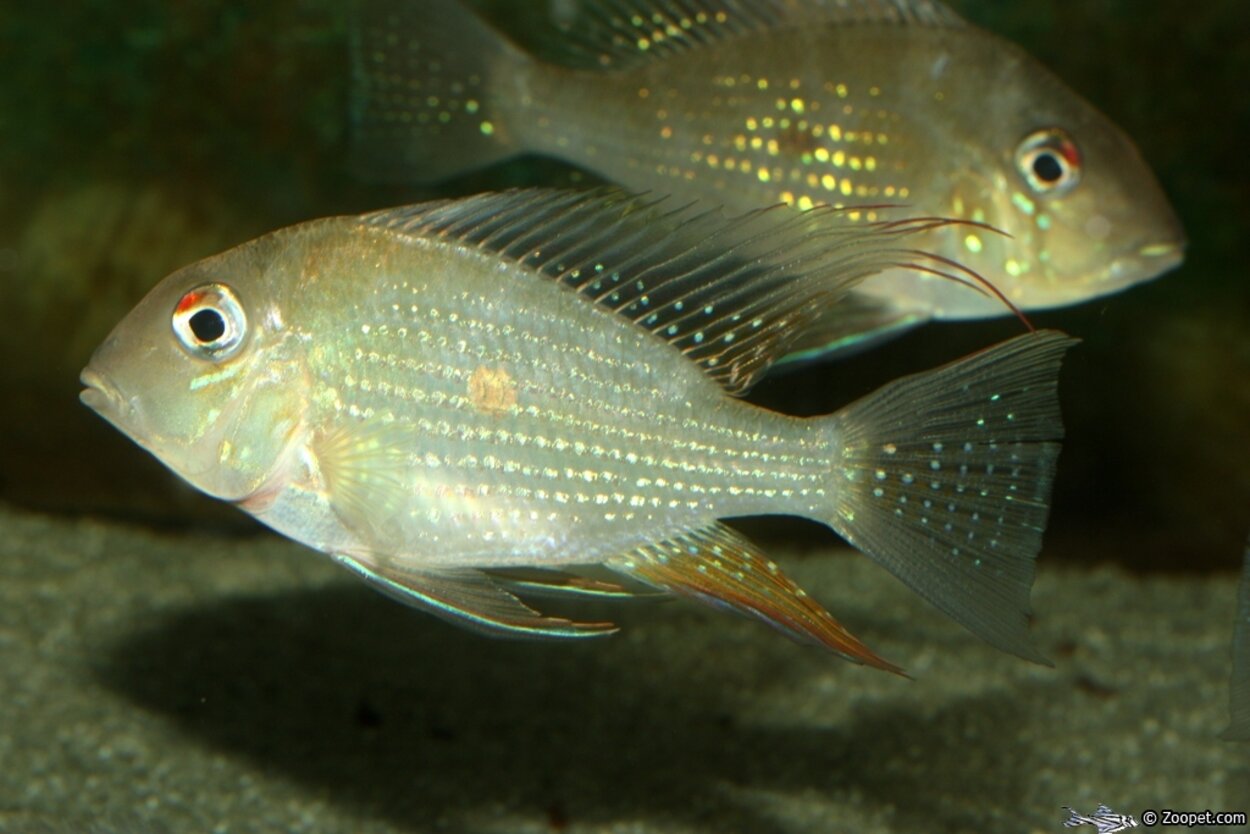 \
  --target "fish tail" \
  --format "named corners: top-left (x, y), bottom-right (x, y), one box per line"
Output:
top-left (822, 330), bottom-right (1076, 663)
top-left (349, 0), bottom-right (531, 182)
